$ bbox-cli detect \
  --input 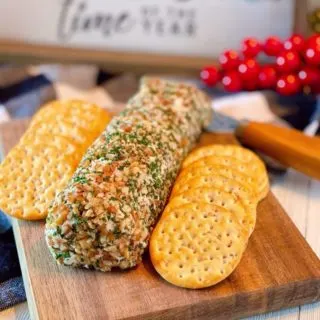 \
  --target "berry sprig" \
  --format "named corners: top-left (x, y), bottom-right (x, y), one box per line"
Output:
top-left (200, 34), bottom-right (320, 96)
